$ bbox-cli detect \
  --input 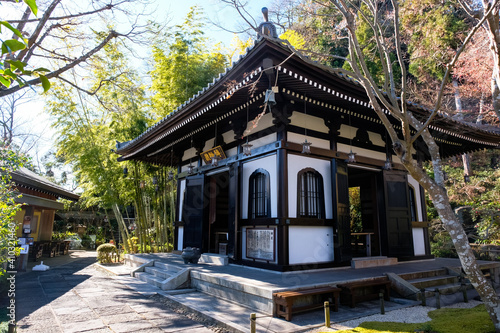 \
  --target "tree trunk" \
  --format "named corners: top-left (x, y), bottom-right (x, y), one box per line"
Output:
top-left (112, 203), bottom-right (130, 253)
top-left (453, 79), bottom-right (473, 181)
top-left (462, 154), bottom-right (472, 182)
top-left (405, 158), bottom-right (500, 332)
top-left (104, 211), bottom-right (115, 245)
top-left (477, 93), bottom-right (485, 124)
top-left (482, 0), bottom-right (500, 120)
top-left (430, 185), bottom-right (500, 330)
